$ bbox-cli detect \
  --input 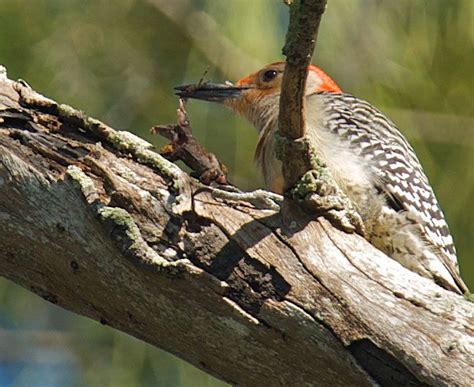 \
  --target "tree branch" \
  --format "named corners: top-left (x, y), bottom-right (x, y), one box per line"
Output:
top-left (0, 68), bottom-right (472, 386)
top-left (279, 0), bottom-right (327, 189)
